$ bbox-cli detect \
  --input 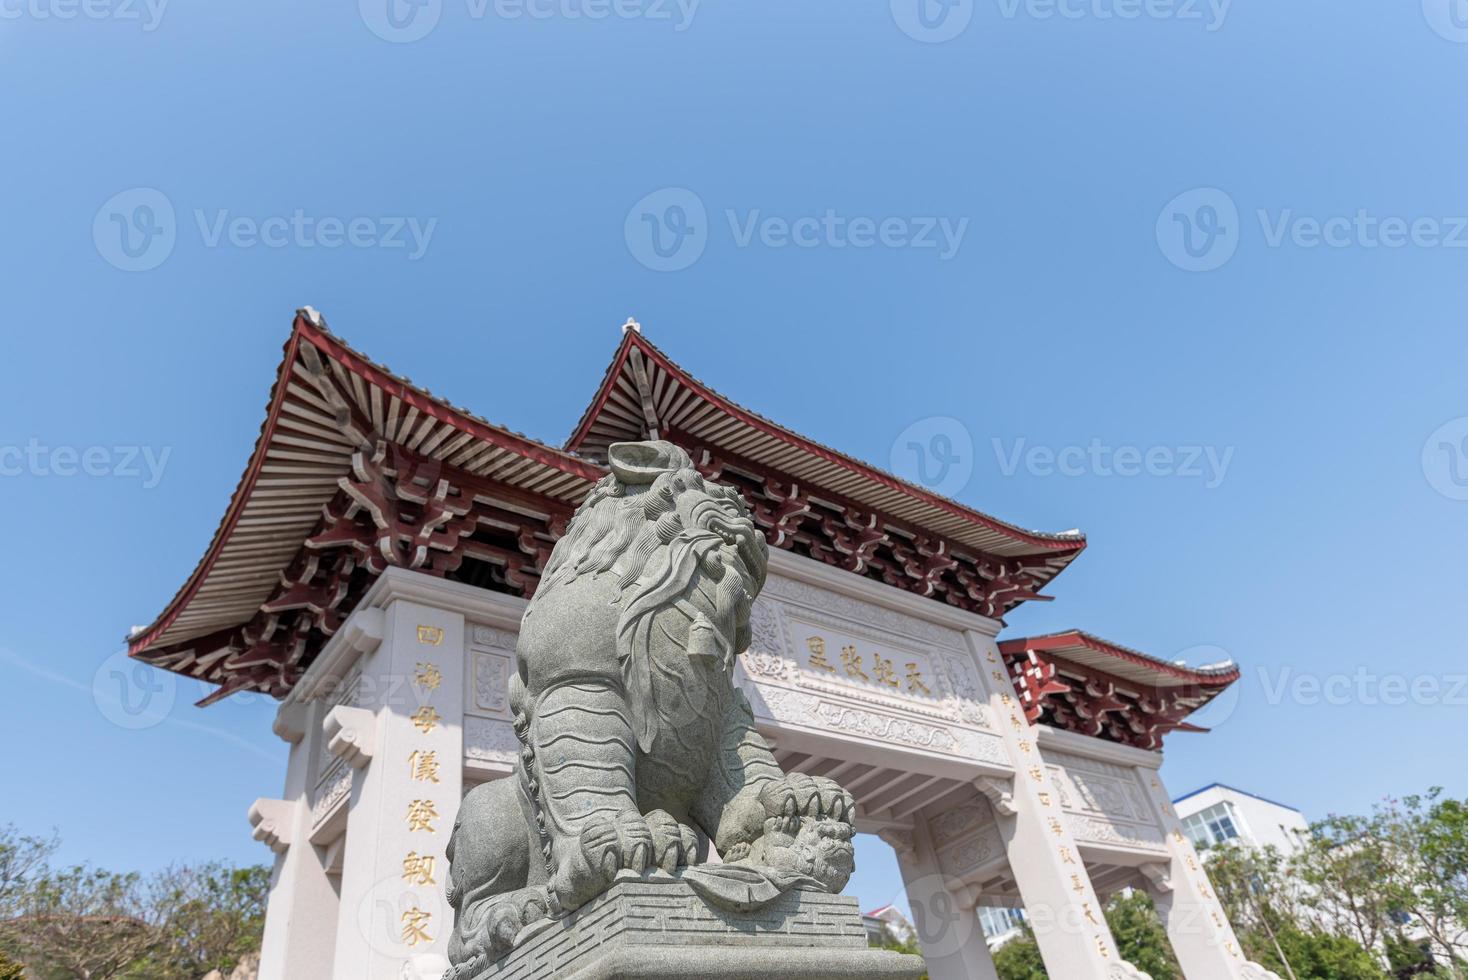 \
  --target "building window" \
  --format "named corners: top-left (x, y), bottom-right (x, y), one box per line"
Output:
top-left (978, 906), bottom-right (1026, 939)
top-left (1182, 802), bottom-right (1240, 848)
